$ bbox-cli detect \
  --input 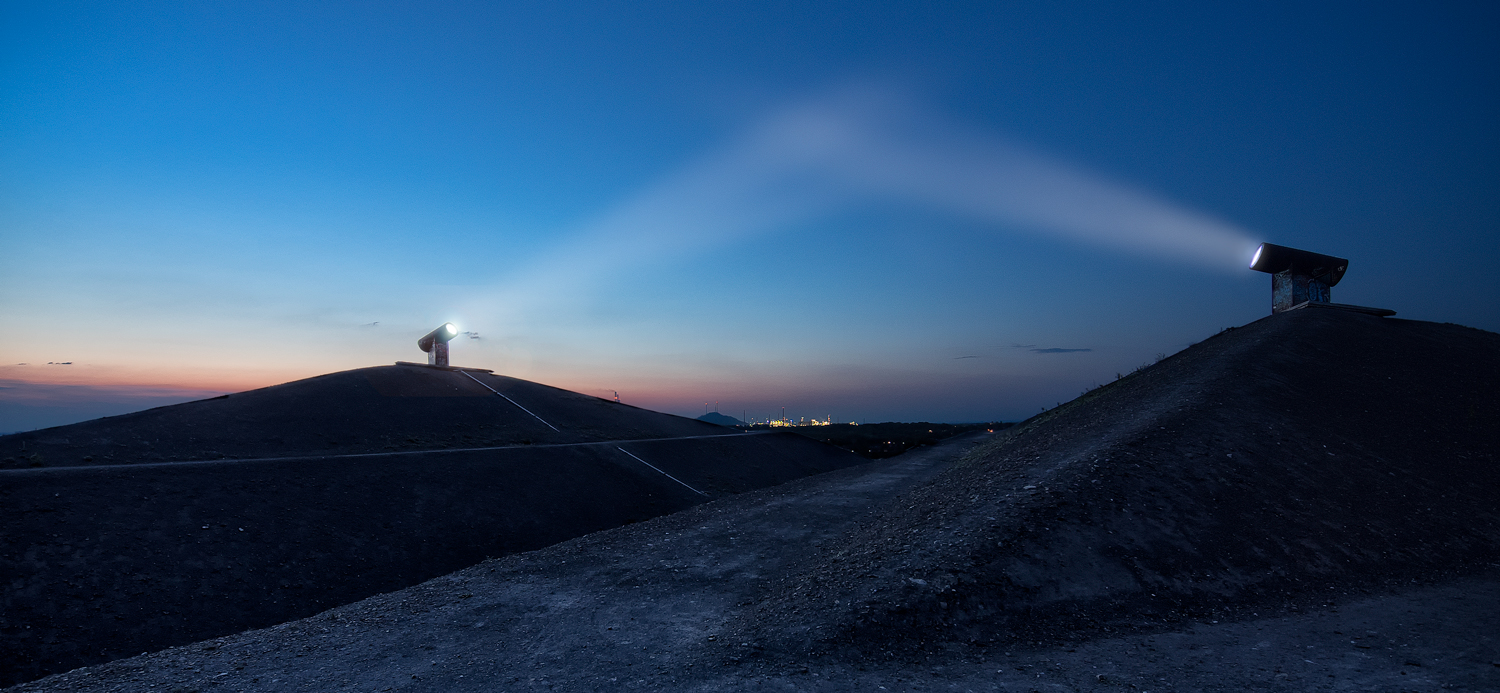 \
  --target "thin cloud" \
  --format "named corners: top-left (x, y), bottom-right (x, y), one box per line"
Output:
top-left (952, 355), bottom-right (980, 359)
top-left (1031, 348), bottom-right (1092, 354)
